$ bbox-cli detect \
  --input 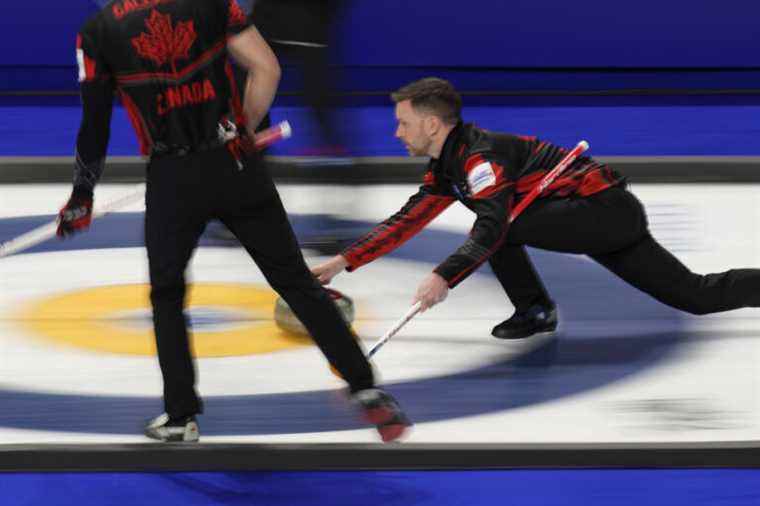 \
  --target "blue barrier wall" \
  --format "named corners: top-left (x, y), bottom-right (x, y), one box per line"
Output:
top-left (3, 470), bottom-right (760, 506)
top-left (337, 0), bottom-right (759, 68)
top-left (0, 0), bottom-right (758, 92)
